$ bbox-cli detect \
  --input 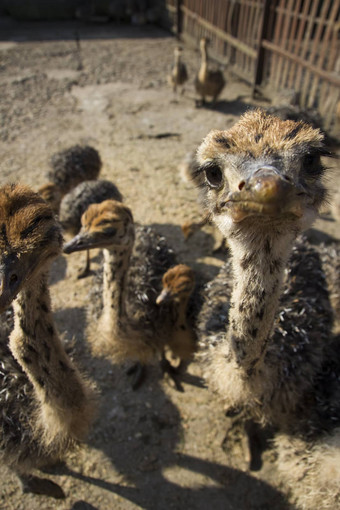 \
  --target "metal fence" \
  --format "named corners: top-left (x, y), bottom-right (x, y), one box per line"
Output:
top-left (162, 0), bottom-right (340, 129)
